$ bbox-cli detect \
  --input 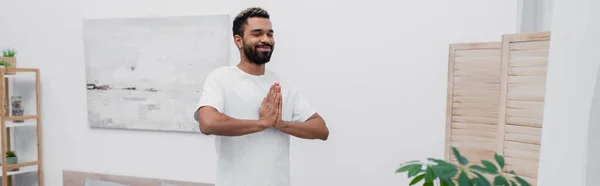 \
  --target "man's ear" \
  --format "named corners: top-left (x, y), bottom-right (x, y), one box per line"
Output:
top-left (234, 35), bottom-right (243, 49)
